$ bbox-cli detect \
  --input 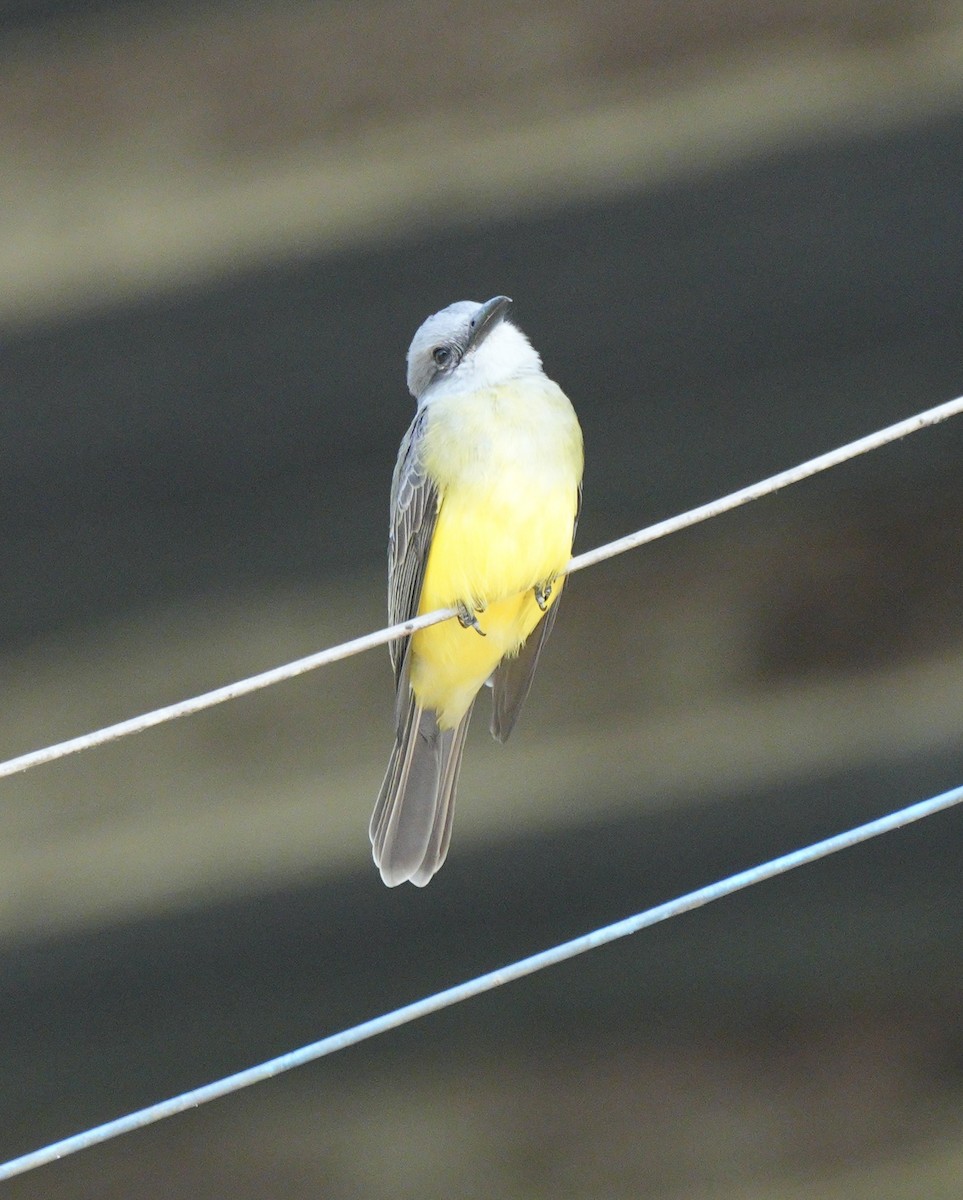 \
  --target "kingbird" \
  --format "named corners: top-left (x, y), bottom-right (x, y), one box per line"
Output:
top-left (370, 296), bottom-right (584, 886)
